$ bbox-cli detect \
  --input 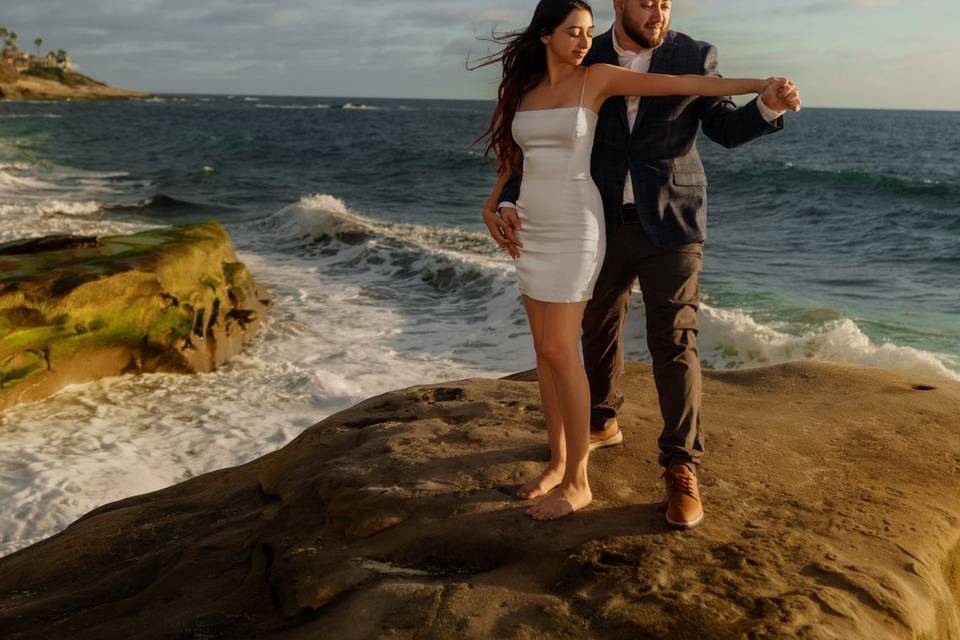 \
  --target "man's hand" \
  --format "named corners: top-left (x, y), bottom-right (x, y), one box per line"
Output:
top-left (482, 206), bottom-right (522, 259)
top-left (760, 77), bottom-right (801, 113)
